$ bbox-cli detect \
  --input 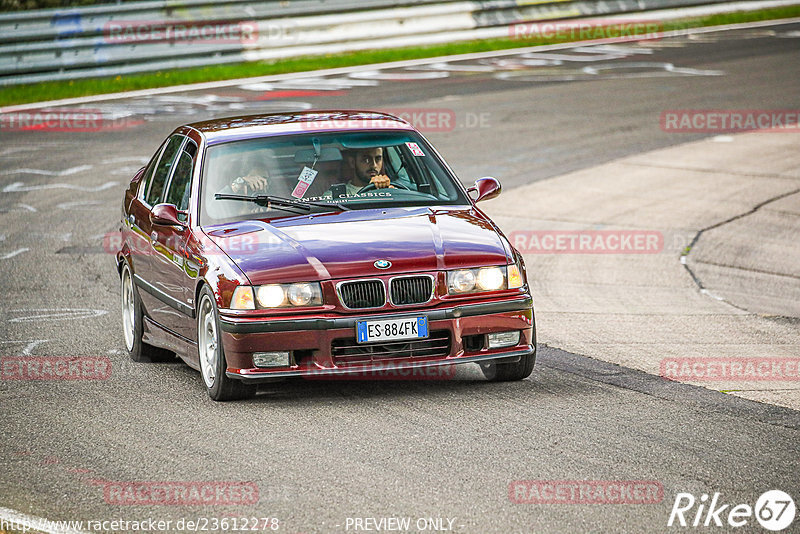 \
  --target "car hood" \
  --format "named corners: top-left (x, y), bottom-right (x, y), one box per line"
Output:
top-left (202, 207), bottom-right (511, 284)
